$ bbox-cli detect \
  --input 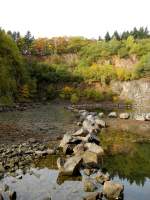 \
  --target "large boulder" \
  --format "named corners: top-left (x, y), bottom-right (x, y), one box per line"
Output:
top-left (82, 151), bottom-right (102, 166)
top-left (84, 143), bottom-right (104, 156)
top-left (119, 113), bottom-right (130, 119)
top-left (83, 119), bottom-right (100, 134)
top-left (108, 112), bottom-right (117, 118)
top-left (57, 155), bottom-right (83, 175)
top-left (103, 181), bottom-right (124, 200)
